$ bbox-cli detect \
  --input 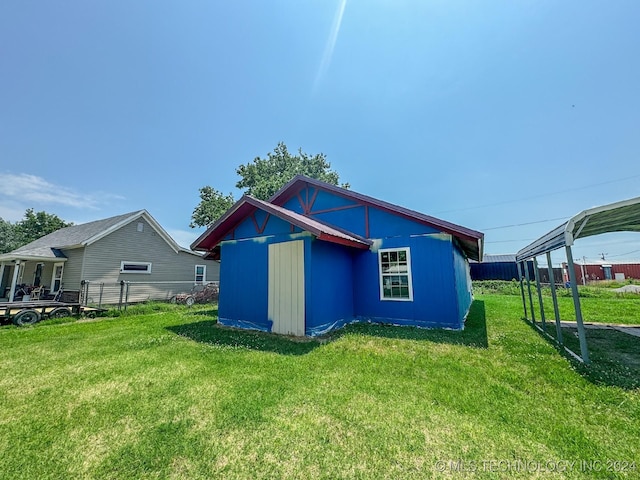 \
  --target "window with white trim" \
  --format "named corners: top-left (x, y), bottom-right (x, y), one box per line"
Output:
top-left (120, 261), bottom-right (152, 274)
top-left (195, 265), bottom-right (206, 283)
top-left (379, 248), bottom-right (413, 301)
